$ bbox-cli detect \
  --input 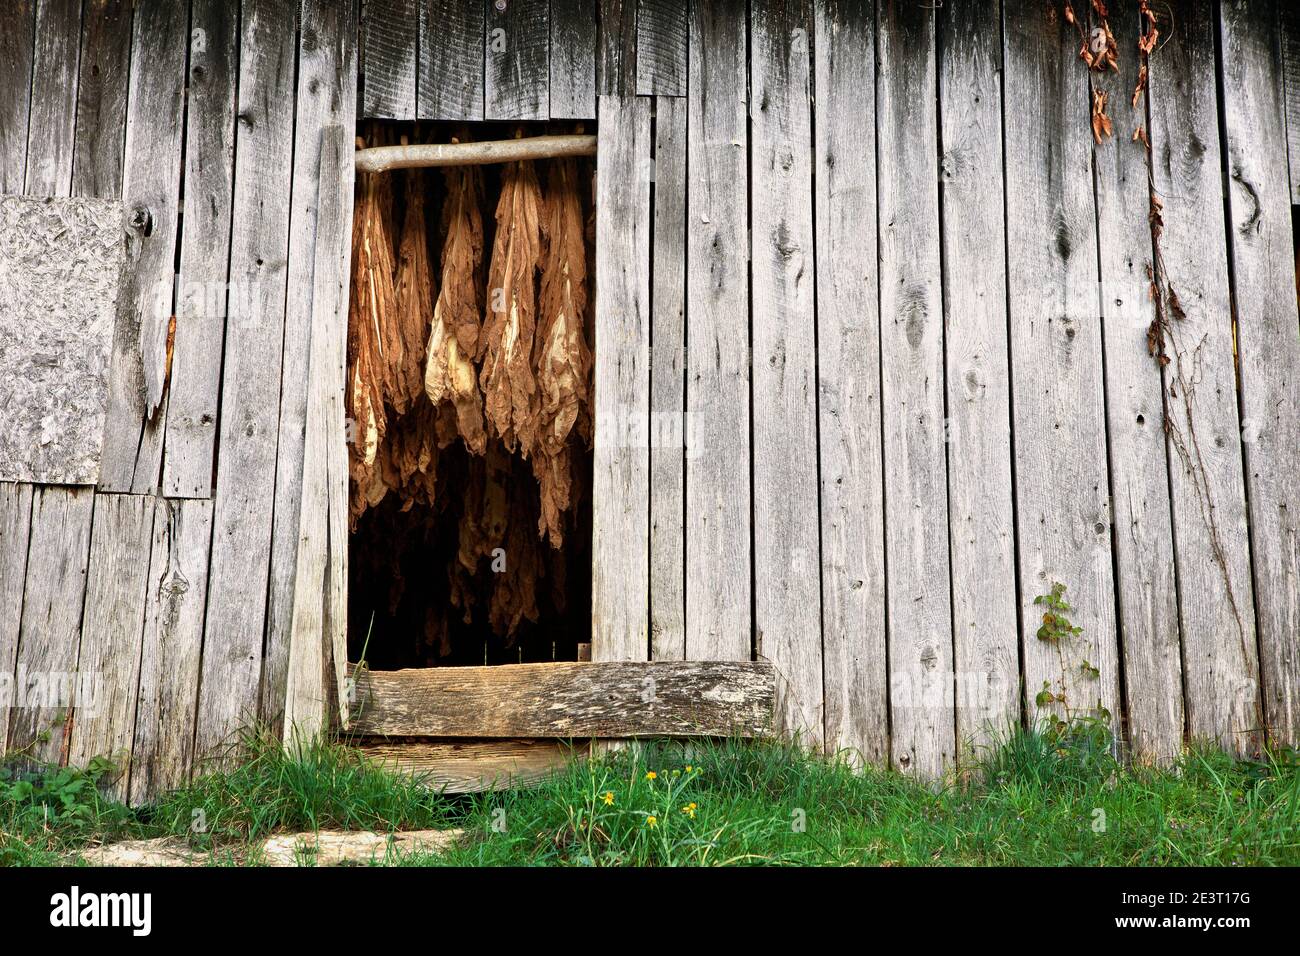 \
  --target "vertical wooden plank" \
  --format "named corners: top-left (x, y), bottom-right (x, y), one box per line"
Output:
top-left (685, 0), bottom-right (749, 662)
top-left (162, 0), bottom-right (240, 498)
top-left (815, 0), bottom-right (886, 766)
top-left (1220, 0), bottom-right (1300, 746)
top-left (485, 0), bottom-right (549, 121)
top-left (1002, 0), bottom-right (1120, 729)
top-left (598, 0), bottom-right (636, 96)
top-left (0, 485), bottom-right (34, 752)
top-left (68, 494), bottom-right (154, 794)
top-left (72, 0), bottom-right (132, 199)
top-left (6, 488), bottom-right (94, 764)
top-left (0, 7), bottom-right (36, 753)
top-left (1281, 3), bottom-right (1300, 203)
top-left (24, 0), bottom-right (81, 196)
top-left (592, 94), bottom-right (651, 662)
top-left (196, 0), bottom-right (300, 766)
top-left (267, 0), bottom-right (358, 735)
top-left (636, 0), bottom-right (686, 96)
top-left (284, 125), bottom-right (354, 742)
top-left (937, 0), bottom-right (1020, 758)
top-left (418, 0), bottom-right (485, 120)
top-left (98, 0), bottom-right (189, 492)
top-left (1086, 1), bottom-right (1185, 762)
top-left (750, 0), bottom-right (822, 748)
top-left (877, 0), bottom-right (952, 776)
top-left (130, 498), bottom-right (213, 804)
top-left (551, 0), bottom-right (597, 119)
top-left (362, 0), bottom-right (416, 119)
top-left (650, 95), bottom-right (687, 661)
top-left (1145, 0), bottom-right (1257, 758)
top-left (0, 0), bottom-right (35, 194)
